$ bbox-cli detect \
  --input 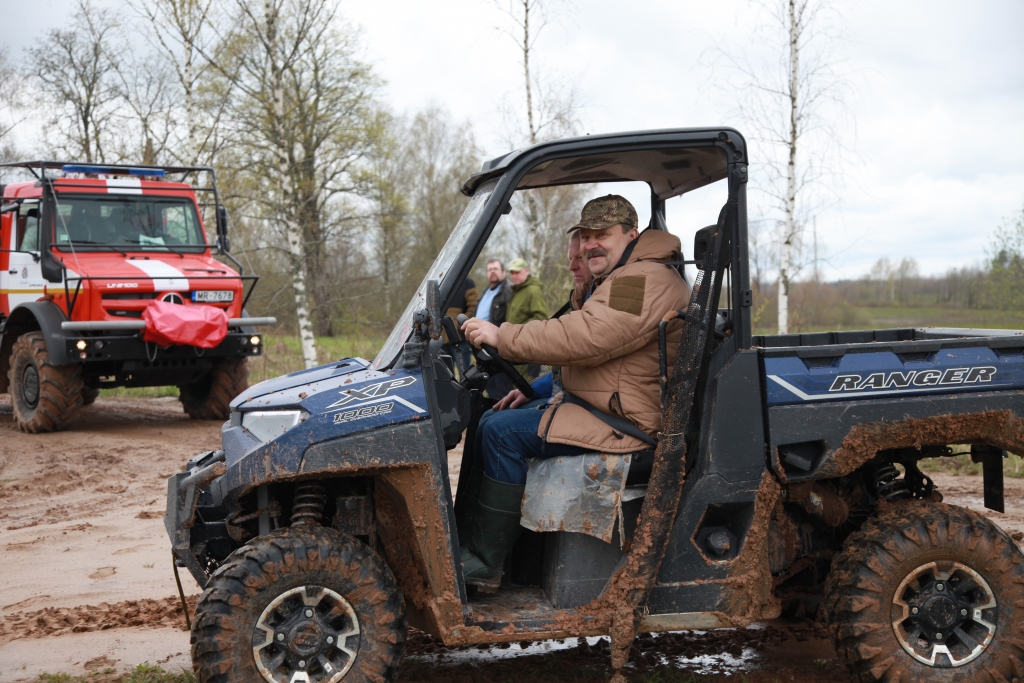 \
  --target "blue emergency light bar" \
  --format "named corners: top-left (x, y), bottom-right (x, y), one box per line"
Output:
top-left (61, 164), bottom-right (166, 178)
